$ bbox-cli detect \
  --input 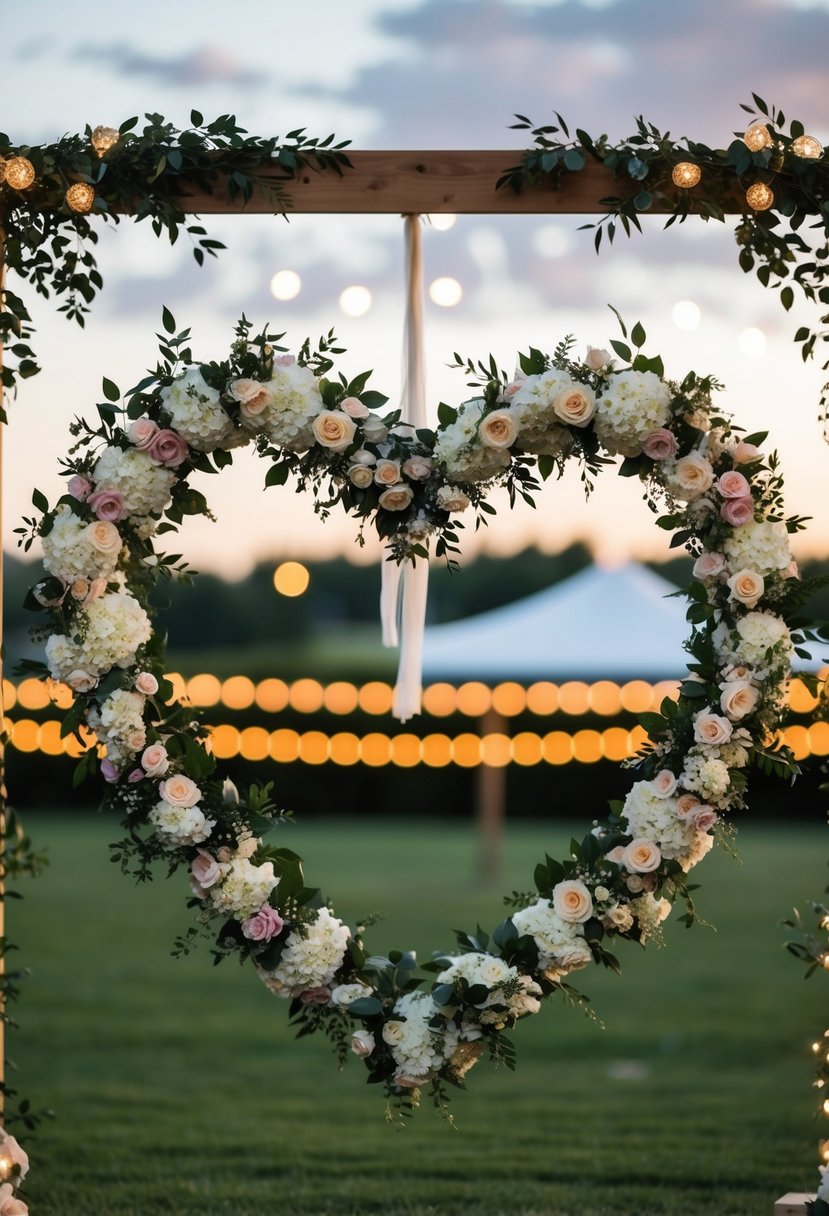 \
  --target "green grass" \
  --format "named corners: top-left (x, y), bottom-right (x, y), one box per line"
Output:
top-left (9, 813), bottom-right (828, 1215)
